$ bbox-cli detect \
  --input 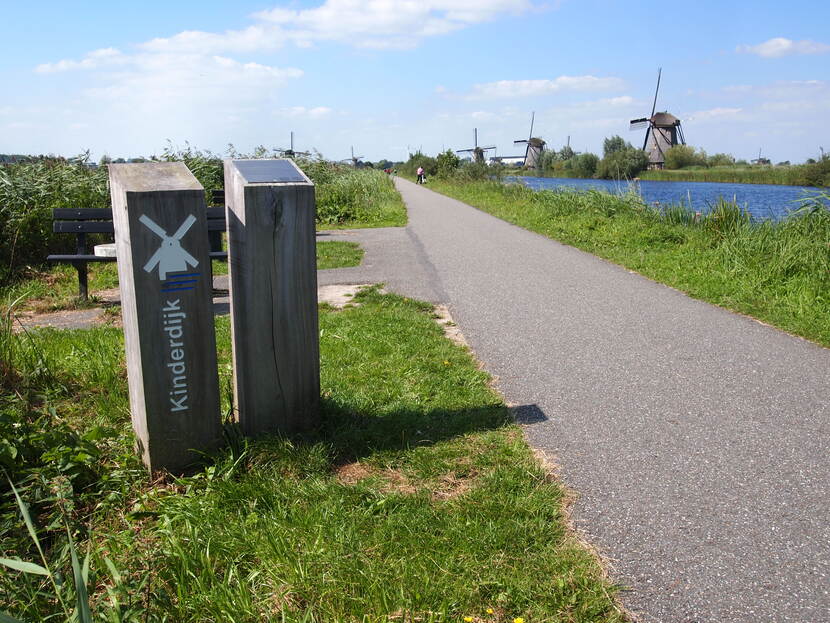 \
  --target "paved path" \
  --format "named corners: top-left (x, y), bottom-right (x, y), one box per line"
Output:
top-left (370, 178), bottom-right (828, 622)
